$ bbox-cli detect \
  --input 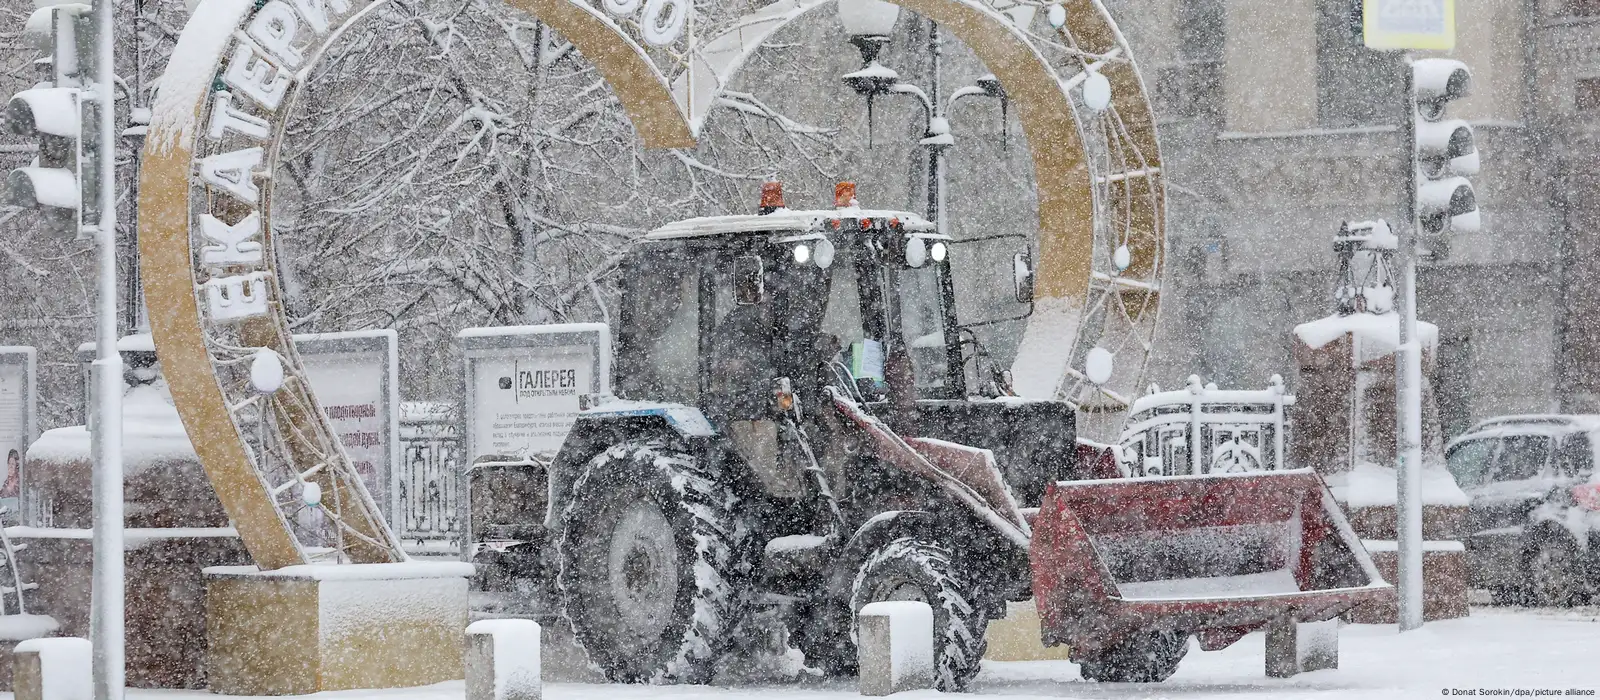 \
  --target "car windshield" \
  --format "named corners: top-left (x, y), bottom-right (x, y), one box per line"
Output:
top-left (1446, 439), bottom-right (1495, 488)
